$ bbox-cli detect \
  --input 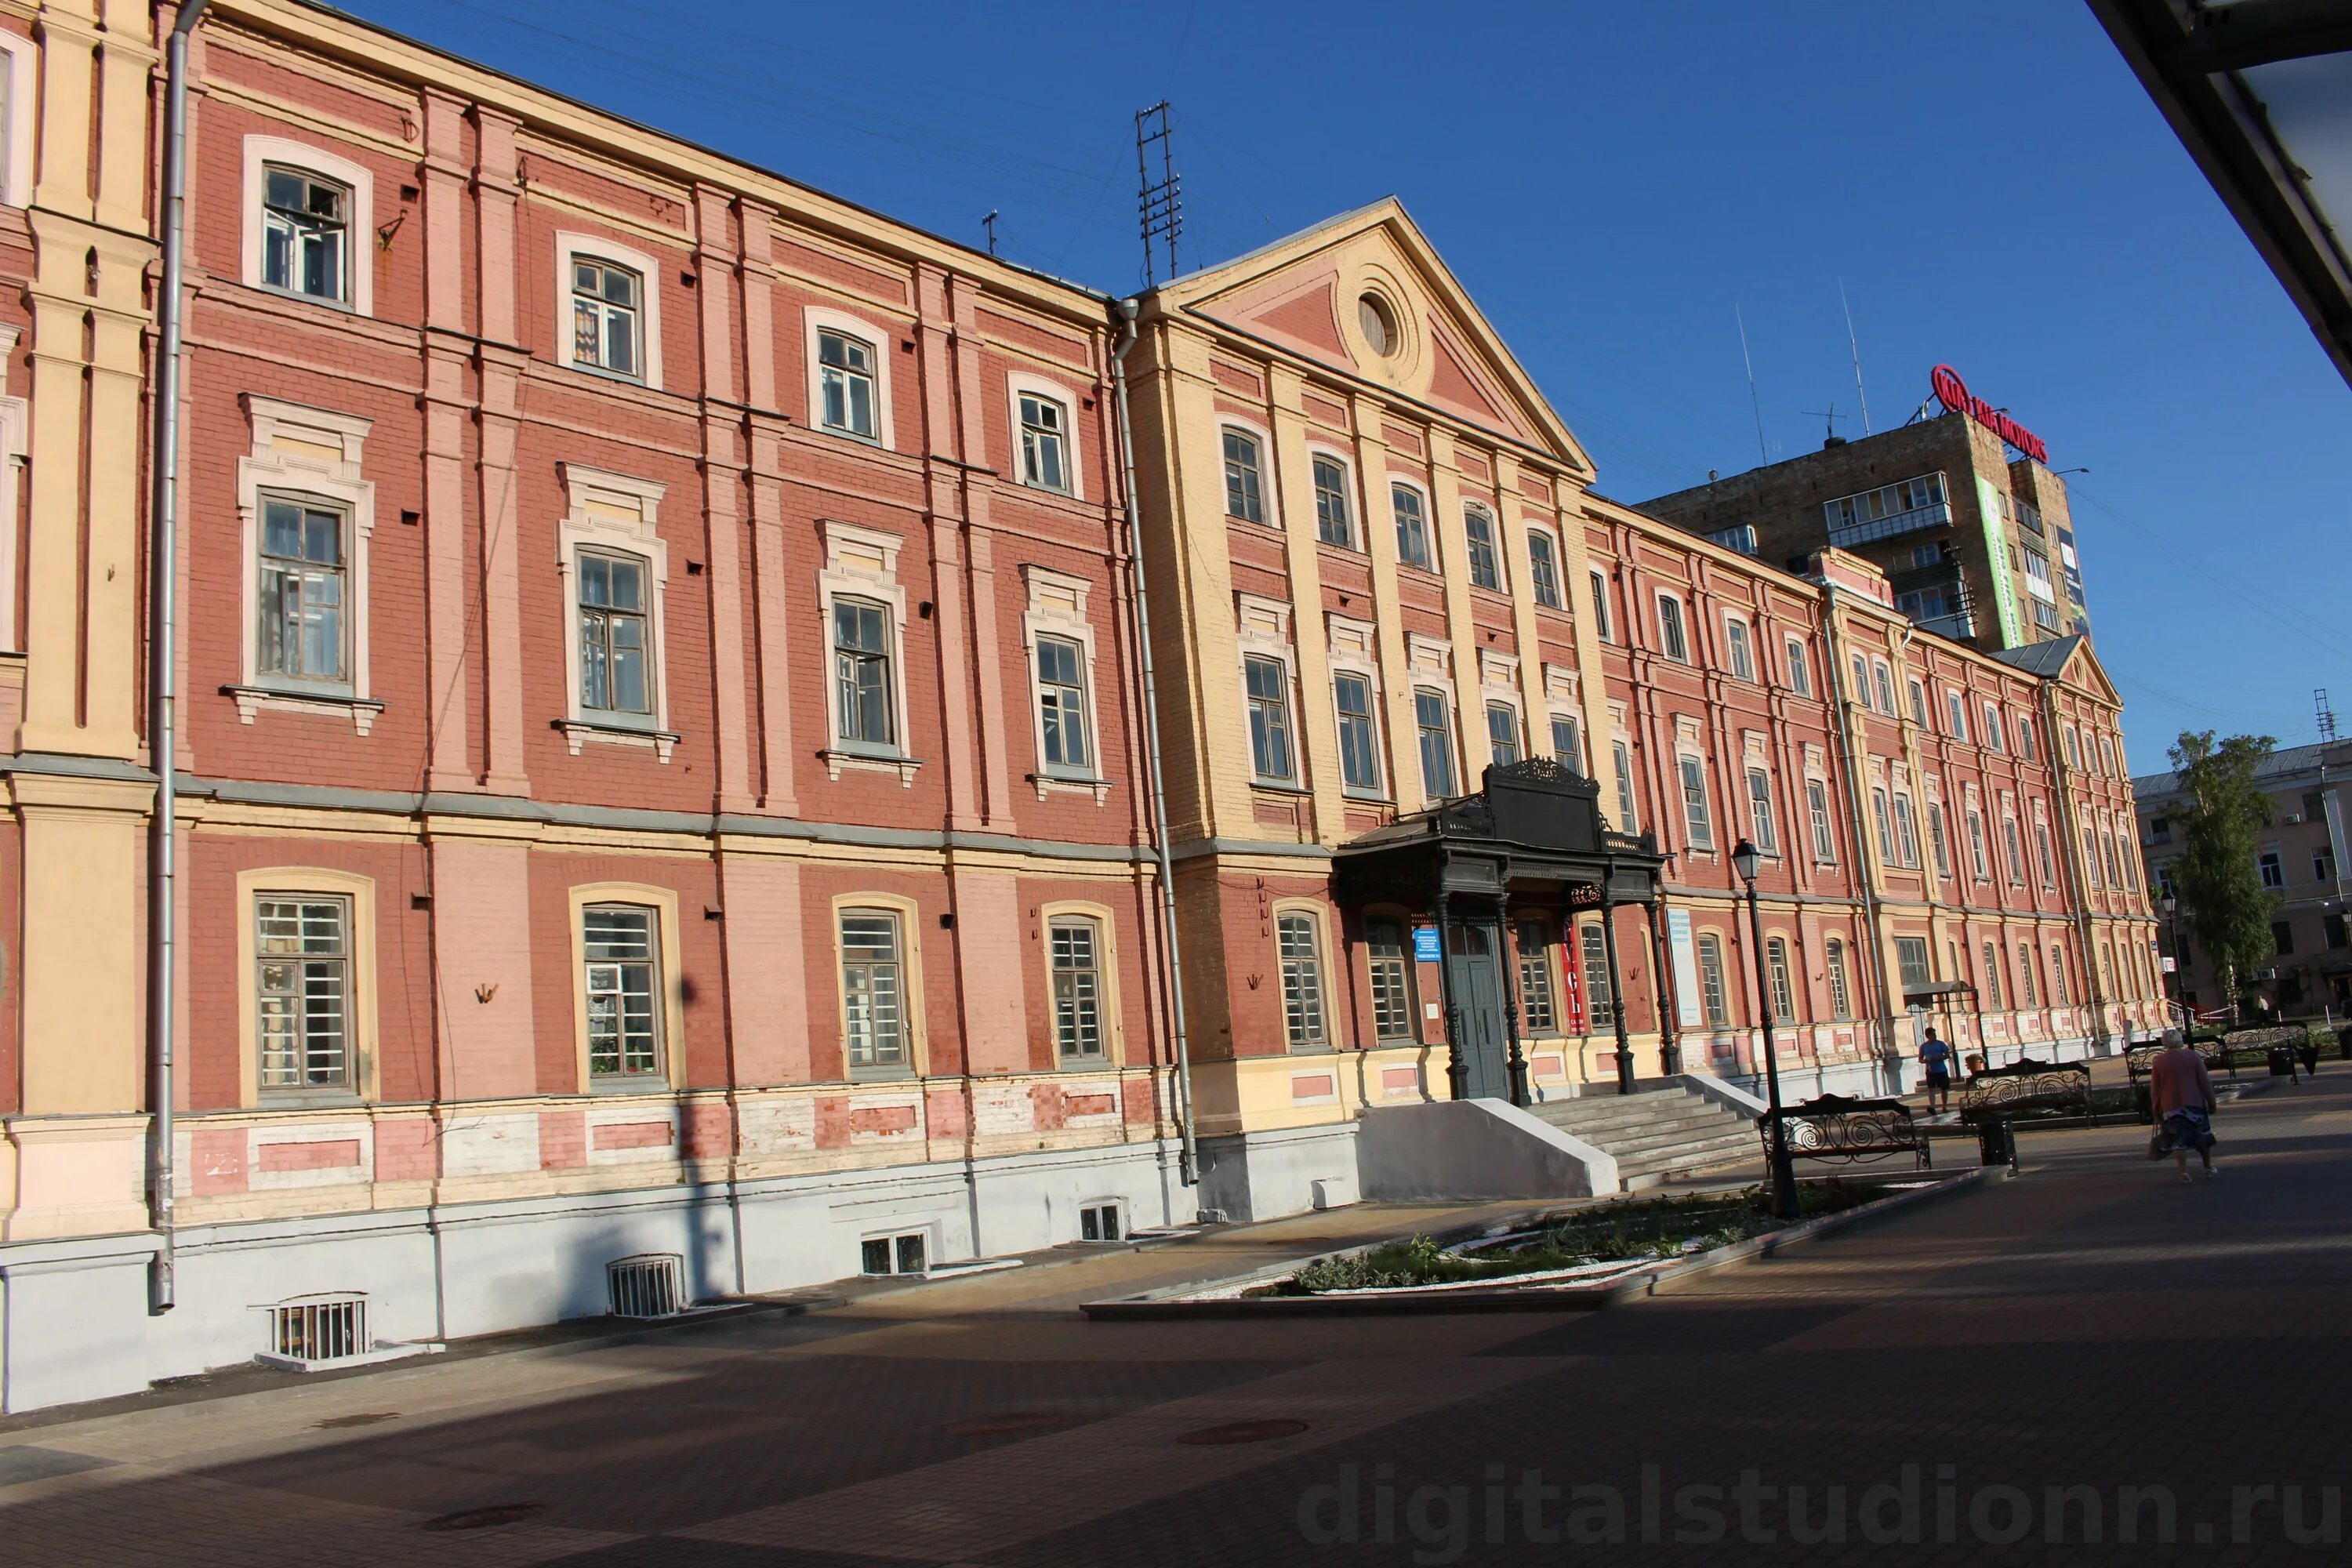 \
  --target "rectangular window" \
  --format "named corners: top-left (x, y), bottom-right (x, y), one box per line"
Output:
top-left (1657, 595), bottom-right (1689, 662)
top-left (1244, 655), bottom-right (1295, 782)
top-left (862, 1232), bottom-right (928, 1276)
top-left (257, 496), bottom-right (347, 684)
top-left (1035, 634), bottom-right (1091, 773)
top-left (1613, 739), bottom-right (1638, 831)
top-left (1018, 393), bottom-right (1069, 492)
top-left (2083, 826), bottom-right (2103, 888)
top-left (833, 597), bottom-right (896, 748)
top-left (1872, 662), bottom-right (1895, 716)
top-left (1697, 933), bottom-right (1728, 1025)
top-left (840, 909), bottom-right (908, 1071)
top-left (1968, 809), bottom-right (1990, 880)
top-left (1871, 787), bottom-right (1895, 861)
top-left (1895, 935), bottom-right (1932, 990)
top-left (1486, 702), bottom-right (1520, 767)
top-left (2049, 946), bottom-right (2070, 1004)
top-left (2017, 717), bottom-right (2036, 761)
top-left (2327, 913), bottom-right (2350, 950)
top-left (2018, 943), bottom-right (2037, 1007)
top-left (583, 905), bottom-right (661, 1082)
top-left (1766, 936), bottom-right (1795, 1023)
top-left (571, 258), bottom-right (642, 379)
top-left (1908, 679), bottom-right (1929, 728)
top-left (1785, 637), bottom-right (1811, 697)
top-left (818, 329), bottom-right (878, 438)
top-left (1983, 703), bottom-right (2005, 753)
top-left (1515, 920), bottom-right (1556, 1034)
top-left (1947, 691), bottom-right (1969, 742)
top-left (1746, 768), bottom-right (1776, 855)
top-left (1367, 920), bottom-right (1417, 1040)
top-left (1893, 793), bottom-right (1920, 867)
top-left (1312, 456), bottom-right (1353, 548)
top-left (2318, 849), bottom-right (2338, 884)
top-left (1392, 485), bottom-right (1430, 568)
top-left (1417, 688), bottom-right (1456, 798)
top-left (1680, 755), bottom-right (1712, 850)
top-left (1277, 913), bottom-right (1327, 1051)
top-left (1826, 940), bottom-right (1851, 1020)
top-left (580, 550), bottom-right (653, 717)
top-left (1526, 531), bottom-right (1562, 608)
top-left (1334, 672), bottom-right (1381, 794)
top-left (262, 165), bottom-right (349, 303)
top-left (2036, 821), bottom-right (2056, 887)
top-left (1550, 715), bottom-right (1583, 775)
top-left (1463, 505), bottom-right (1502, 590)
top-left (1807, 779), bottom-right (1835, 862)
top-left (1589, 571), bottom-right (1613, 641)
top-left (255, 895), bottom-right (350, 1091)
top-left (1982, 942), bottom-right (2004, 1008)
top-left (1580, 924), bottom-right (1613, 1025)
top-left (1223, 430), bottom-right (1265, 524)
top-left (2259, 851), bottom-right (2284, 889)
top-left (1049, 916), bottom-right (1104, 1060)
top-left (1820, 470), bottom-right (1947, 542)
top-left (2003, 817), bottom-right (2026, 884)
top-left (1726, 619), bottom-right (1754, 682)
